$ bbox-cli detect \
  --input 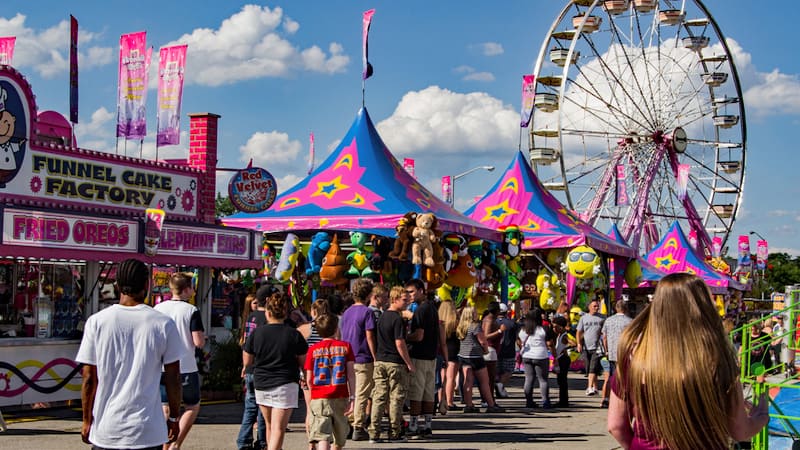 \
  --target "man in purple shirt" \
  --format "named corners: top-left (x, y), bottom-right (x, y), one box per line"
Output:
top-left (339, 278), bottom-right (376, 441)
